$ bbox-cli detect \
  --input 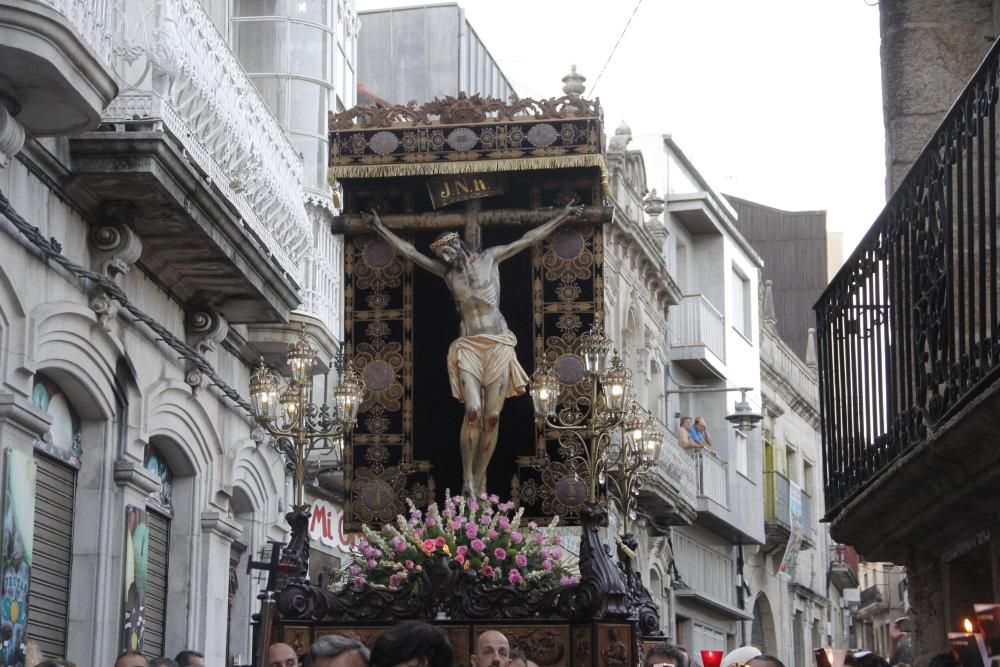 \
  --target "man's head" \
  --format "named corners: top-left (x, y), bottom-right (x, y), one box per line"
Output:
top-left (748, 655), bottom-right (786, 667)
top-left (694, 416), bottom-right (707, 430)
top-left (509, 648), bottom-right (528, 667)
top-left (644, 642), bottom-right (689, 667)
top-left (680, 417), bottom-right (693, 430)
top-left (269, 643), bottom-right (299, 667)
top-left (306, 634), bottom-right (370, 667)
top-left (369, 620), bottom-right (453, 667)
top-left (174, 652), bottom-right (204, 667)
top-left (430, 232), bottom-right (468, 268)
top-left (471, 630), bottom-right (510, 667)
top-left (149, 659), bottom-right (178, 667)
top-left (114, 651), bottom-right (149, 667)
